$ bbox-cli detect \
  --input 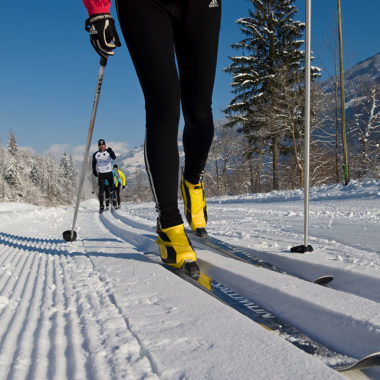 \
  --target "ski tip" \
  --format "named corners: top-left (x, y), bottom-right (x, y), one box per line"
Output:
top-left (62, 230), bottom-right (77, 242)
top-left (290, 244), bottom-right (314, 253)
top-left (312, 275), bottom-right (334, 286)
top-left (334, 351), bottom-right (380, 372)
